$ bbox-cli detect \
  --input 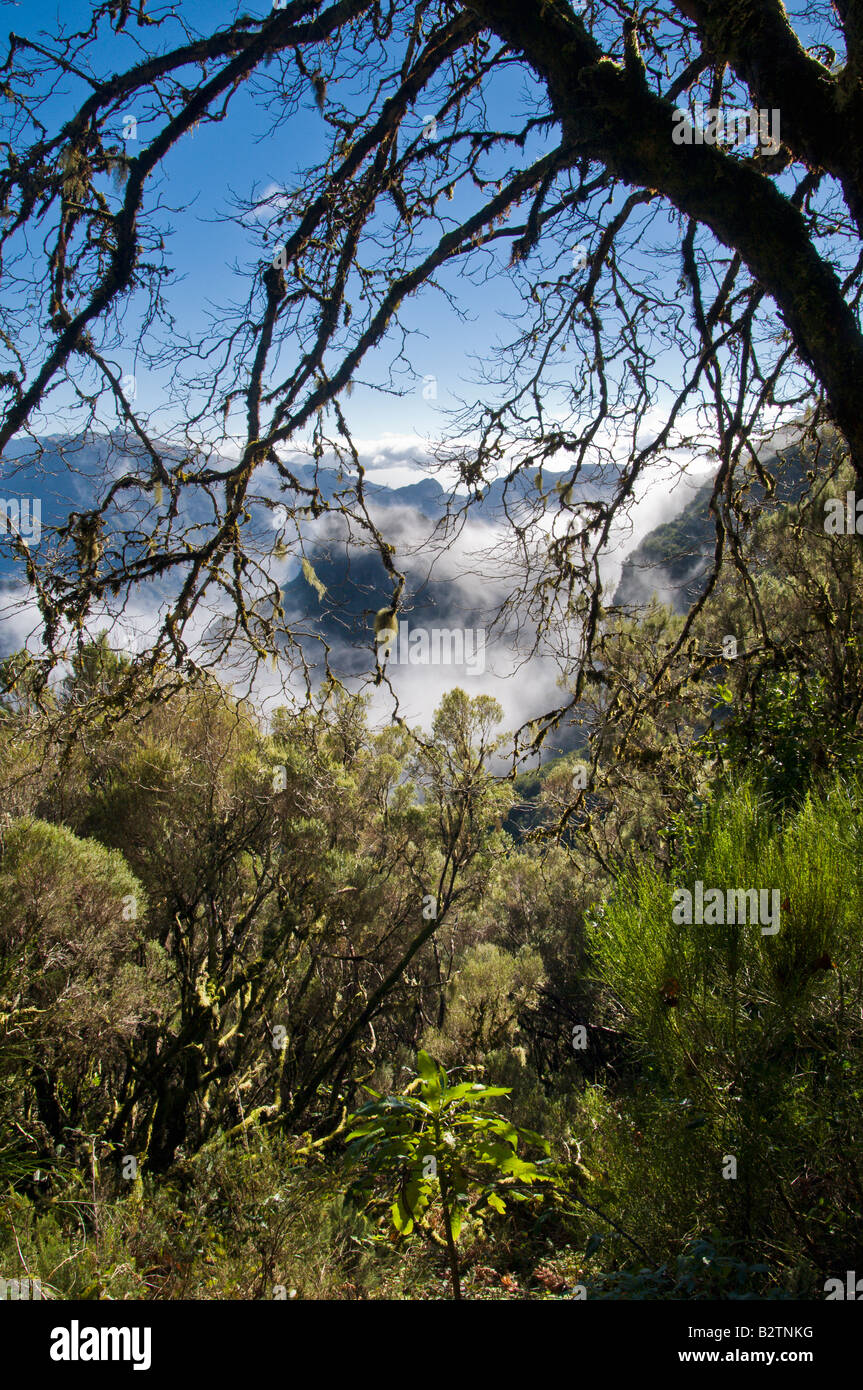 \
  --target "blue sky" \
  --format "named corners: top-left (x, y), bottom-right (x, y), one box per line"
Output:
top-left (0, 0), bottom-right (845, 716)
top-left (10, 0), bottom-right (561, 451)
top-left (4, 1), bottom-right (846, 468)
